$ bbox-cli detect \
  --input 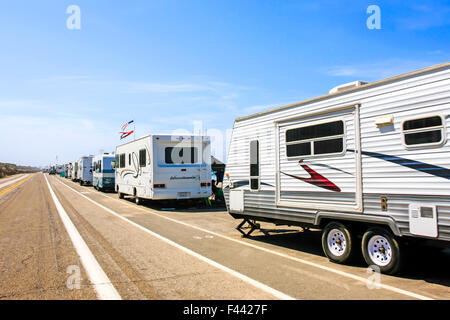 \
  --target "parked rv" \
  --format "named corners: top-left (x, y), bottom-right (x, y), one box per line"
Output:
top-left (92, 153), bottom-right (115, 191)
top-left (77, 156), bottom-right (94, 186)
top-left (71, 161), bottom-right (78, 182)
top-left (113, 134), bottom-right (212, 204)
top-left (66, 163), bottom-right (73, 179)
top-left (224, 62), bottom-right (450, 274)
